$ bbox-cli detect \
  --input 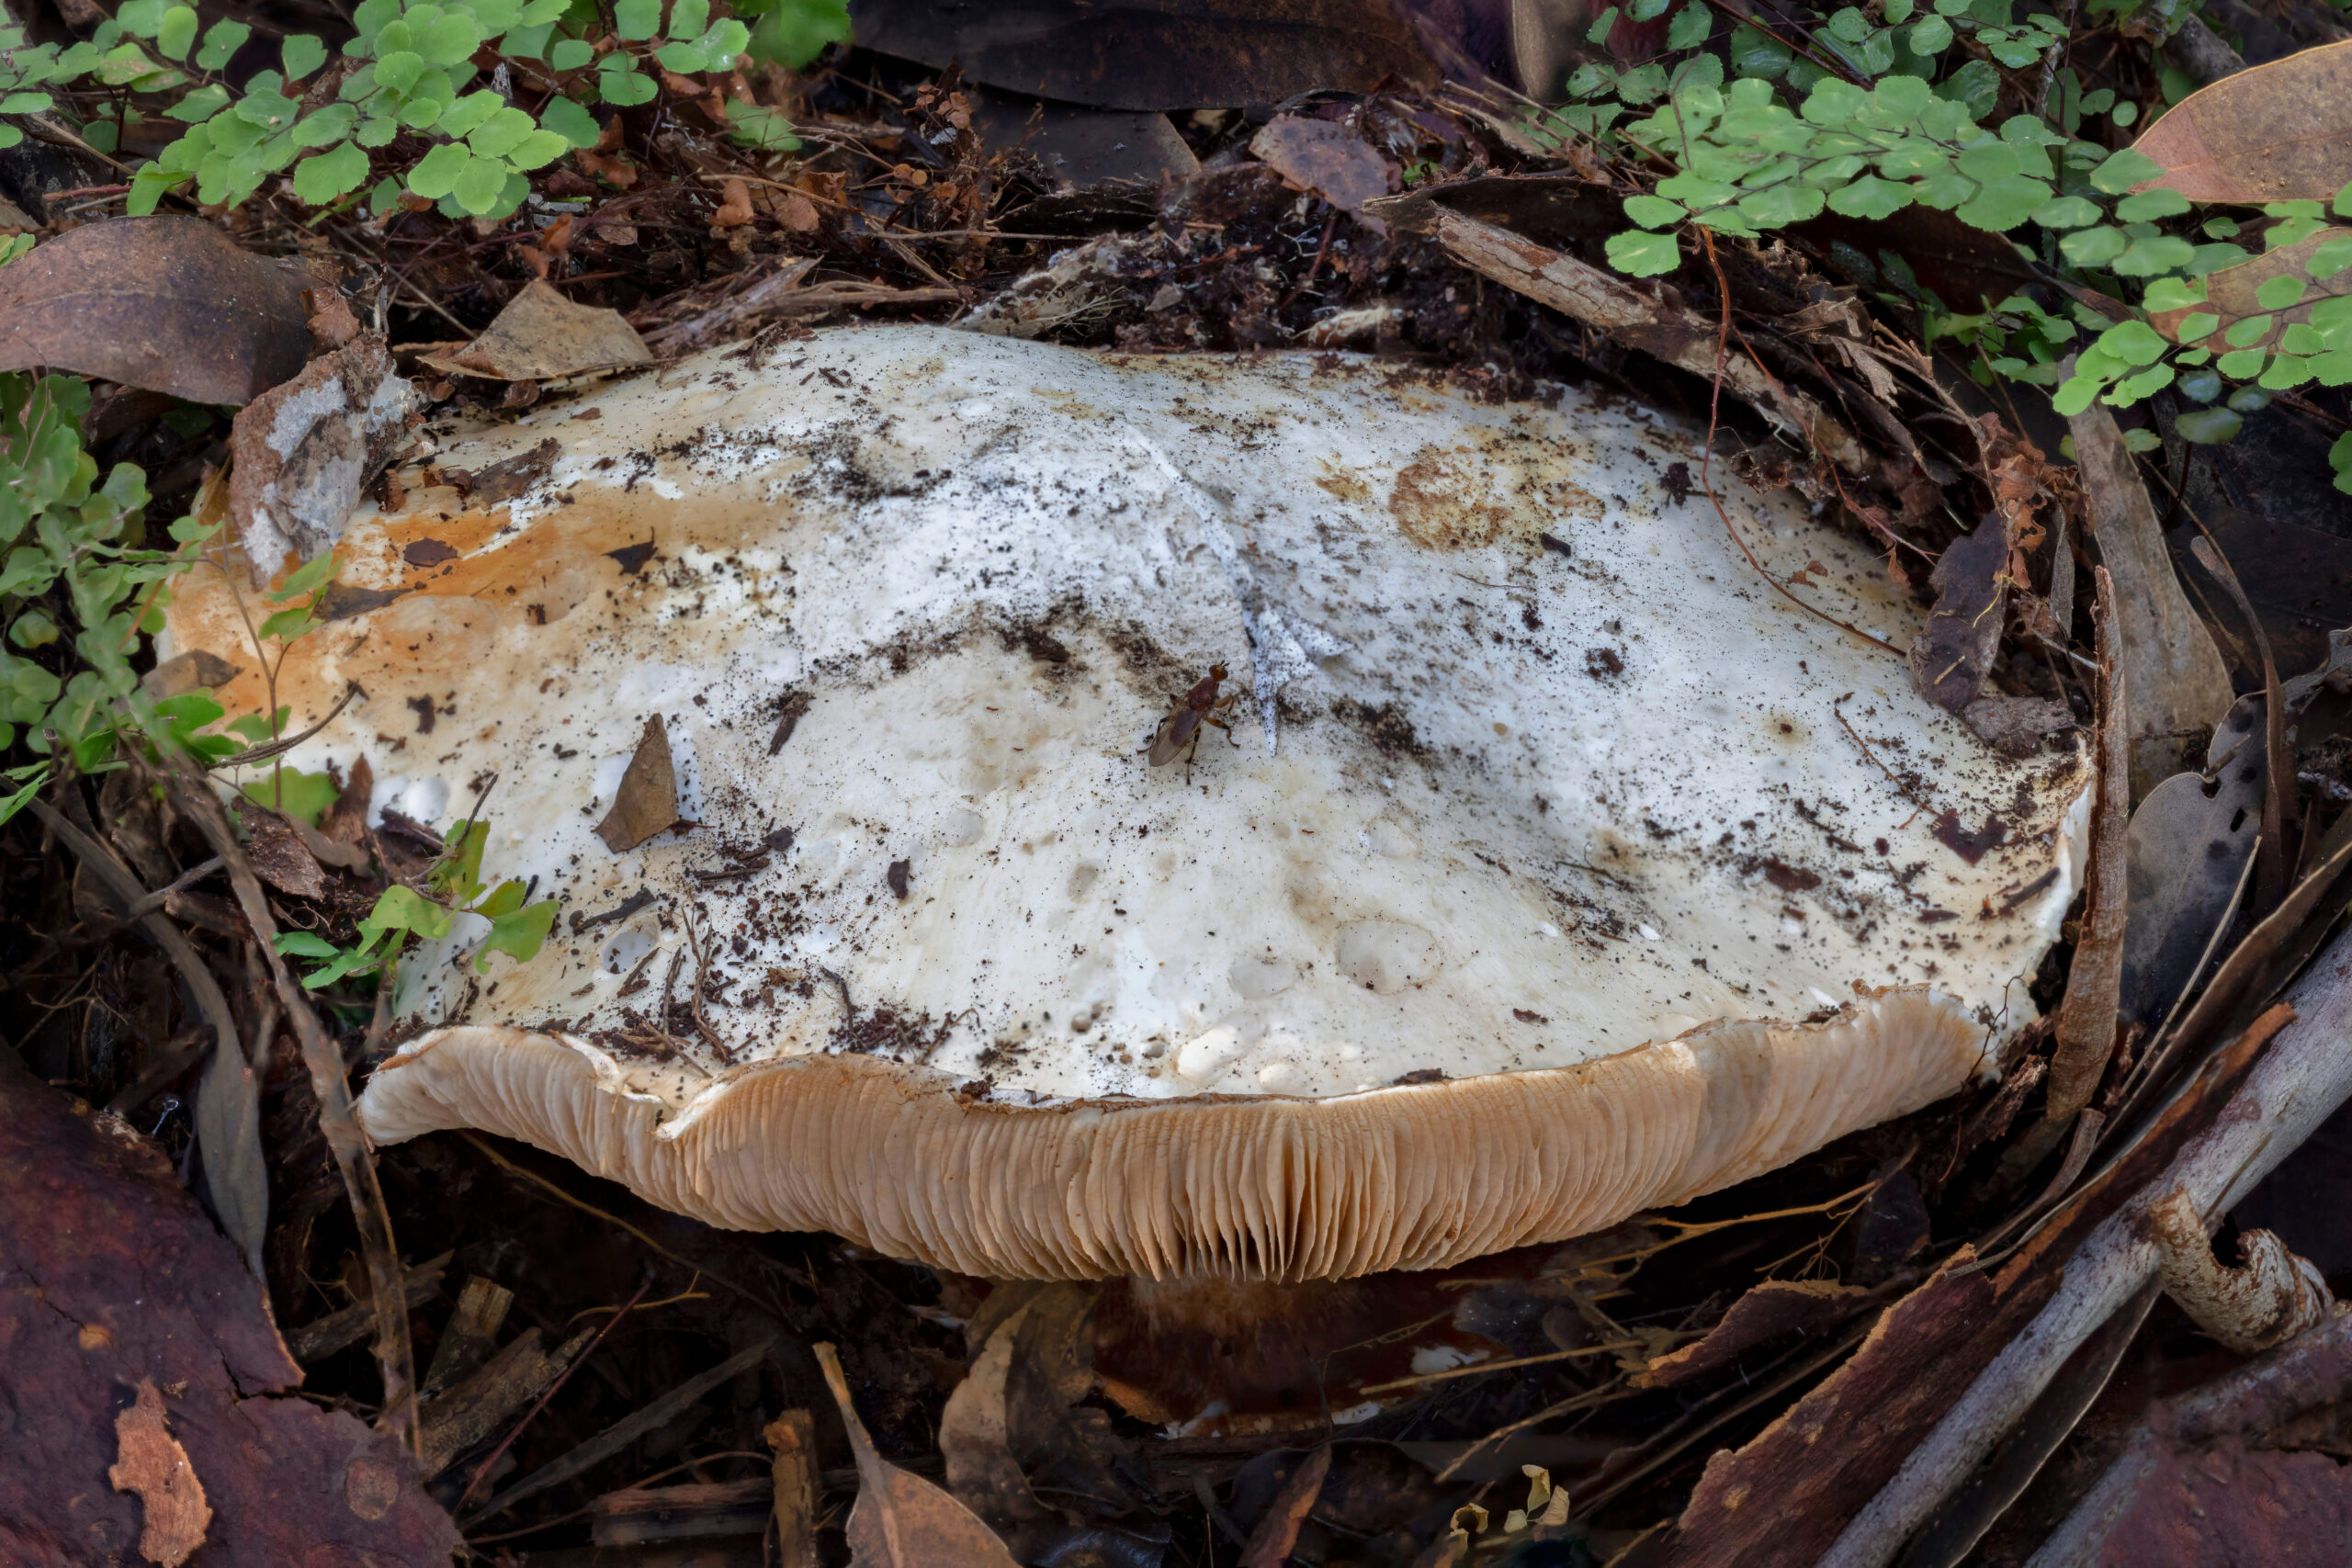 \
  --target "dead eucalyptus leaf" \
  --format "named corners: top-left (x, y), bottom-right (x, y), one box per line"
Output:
top-left (816, 1341), bottom-right (1023, 1568)
top-left (594, 715), bottom-right (683, 853)
top-left (1250, 117), bottom-right (1397, 231)
top-left (2129, 39), bottom-right (2352, 204)
top-left (141, 650), bottom-right (241, 702)
top-left (941, 1303), bottom-right (1048, 1526)
top-left (1241, 1445), bottom-right (1332, 1568)
top-left (1909, 513), bottom-right (2009, 712)
top-left (192, 1041), bottom-right (266, 1277)
top-left (1640, 1280), bottom-right (1875, 1388)
top-left (415, 278), bottom-right (652, 382)
top-left (2151, 228), bottom-right (2352, 349)
top-left (0, 217), bottom-right (313, 406)
top-left (2066, 393), bottom-right (2234, 799)
top-left (2120, 695), bottom-right (2266, 1032)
